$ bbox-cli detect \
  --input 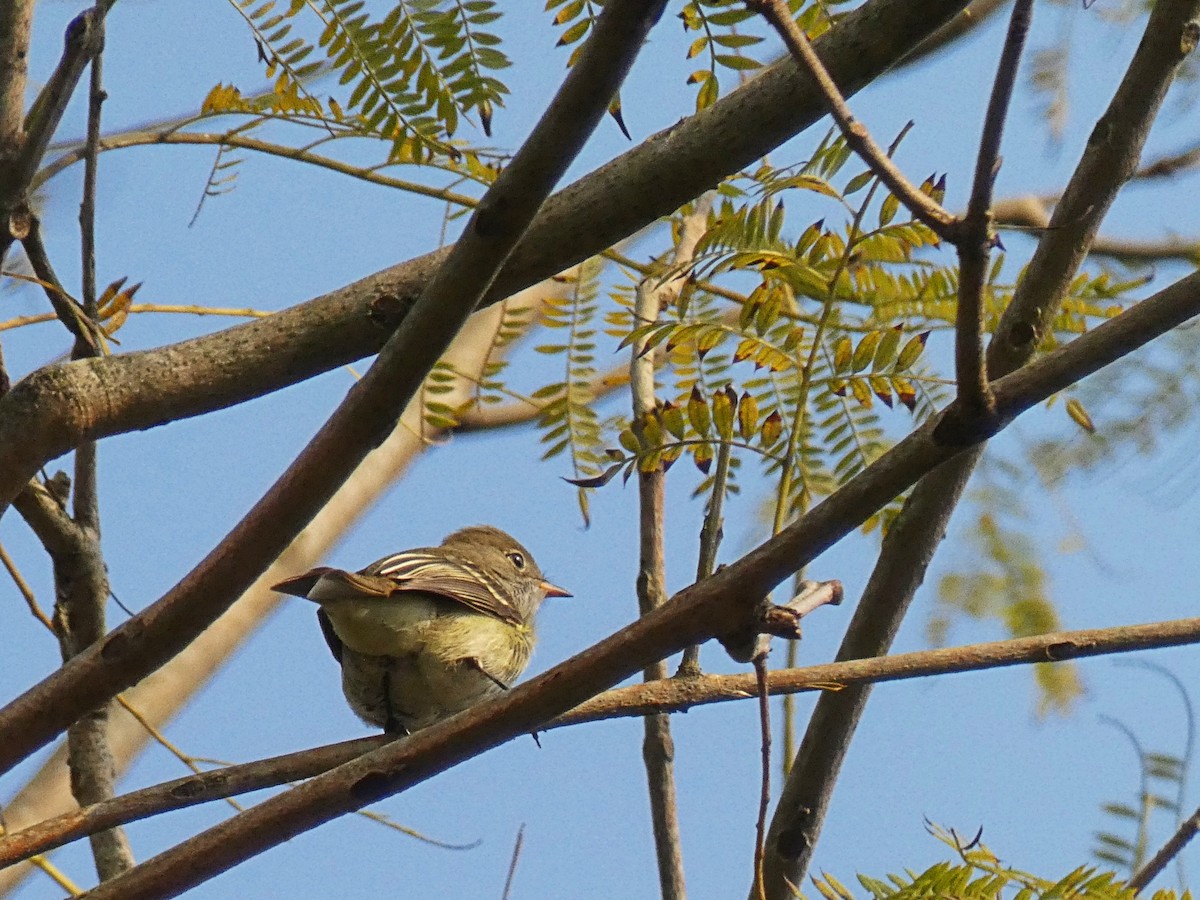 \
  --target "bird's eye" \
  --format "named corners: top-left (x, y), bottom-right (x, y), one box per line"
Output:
top-left (507, 551), bottom-right (526, 570)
